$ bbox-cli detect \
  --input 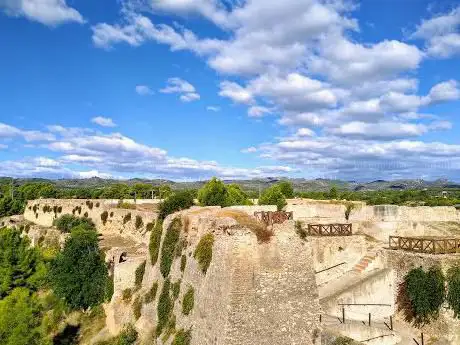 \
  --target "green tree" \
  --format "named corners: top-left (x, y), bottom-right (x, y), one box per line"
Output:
top-left (225, 184), bottom-right (251, 206)
top-left (0, 227), bottom-right (47, 298)
top-left (198, 177), bottom-right (228, 207)
top-left (50, 229), bottom-right (109, 310)
top-left (259, 185), bottom-right (287, 211)
top-left (277, 181), bottom-right (294, 198)
top-left (0, 288), bottom-right (43, 345)
top-left (53, 215), bottom-right (95, 233)
top-left (447, 266), bottom-right (460, 318)
top-left (158, 191), bottom-right (195, 220)
top-left (329, 186), bottom-right (338, 199)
